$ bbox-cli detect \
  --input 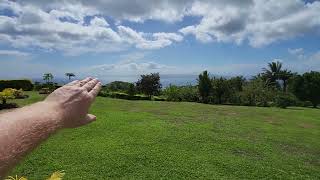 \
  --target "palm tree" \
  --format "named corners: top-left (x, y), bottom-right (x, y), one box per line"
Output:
top-left (65, 73), bottom-right (75, 81)
top-left (279, 70), bottom-right (293, 92)
top-left (262, 61), bottom-right (282, 87)
top-left (43, 73), bottom-right (54, 84)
